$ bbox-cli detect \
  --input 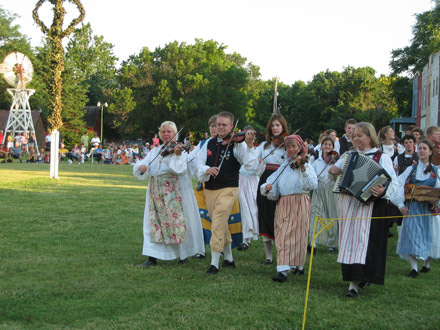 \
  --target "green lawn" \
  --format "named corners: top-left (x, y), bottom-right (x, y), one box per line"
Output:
top-left (0, 163), bottom-right (439, 329)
